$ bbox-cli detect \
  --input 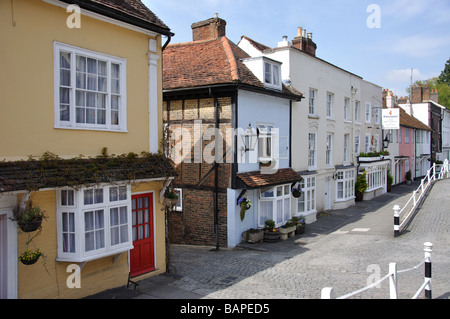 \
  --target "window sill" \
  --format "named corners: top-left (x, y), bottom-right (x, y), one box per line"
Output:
top-left (55, 125), bottom-right (128, 133)
top-left (335, 196), bottom-right (355, 203)
top-left (56, 244), bottom-right (133, 264)
top-left (308, 115), bottom-right (319, 119)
